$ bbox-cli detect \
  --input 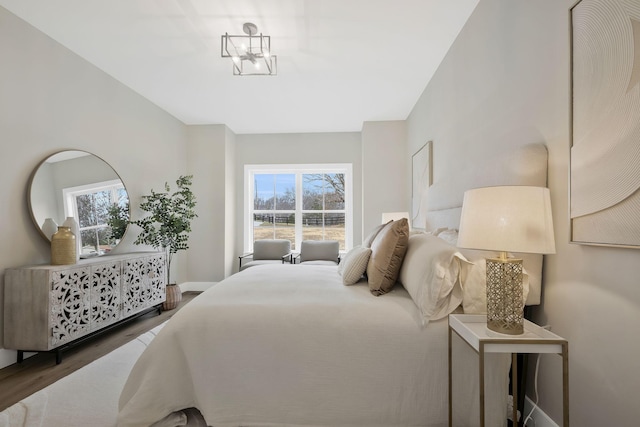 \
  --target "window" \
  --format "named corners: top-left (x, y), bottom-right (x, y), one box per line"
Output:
top-left (63, 180), bottom-right (129, 255)
top-left (246, 164), bottom-right (352, 251)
